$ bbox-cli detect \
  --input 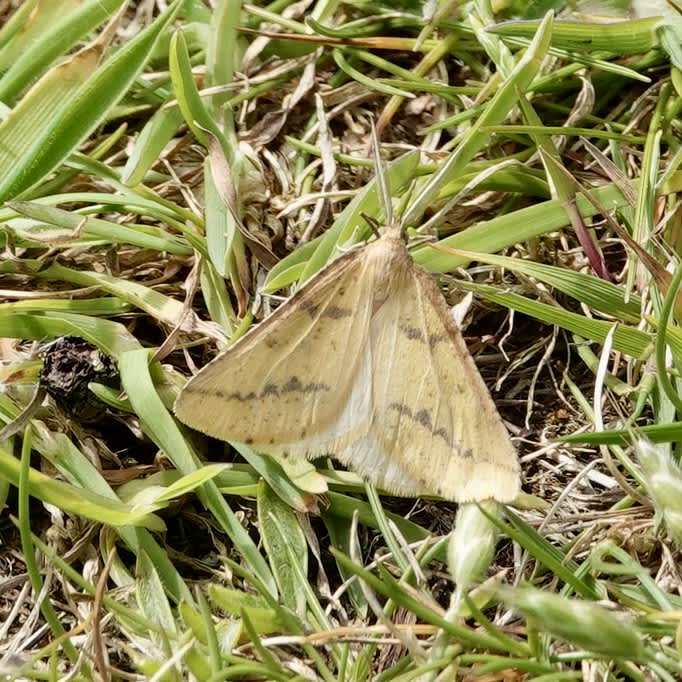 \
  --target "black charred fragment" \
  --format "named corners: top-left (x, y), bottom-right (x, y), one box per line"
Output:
top-left (40, 336), bottom-right (119, 422)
